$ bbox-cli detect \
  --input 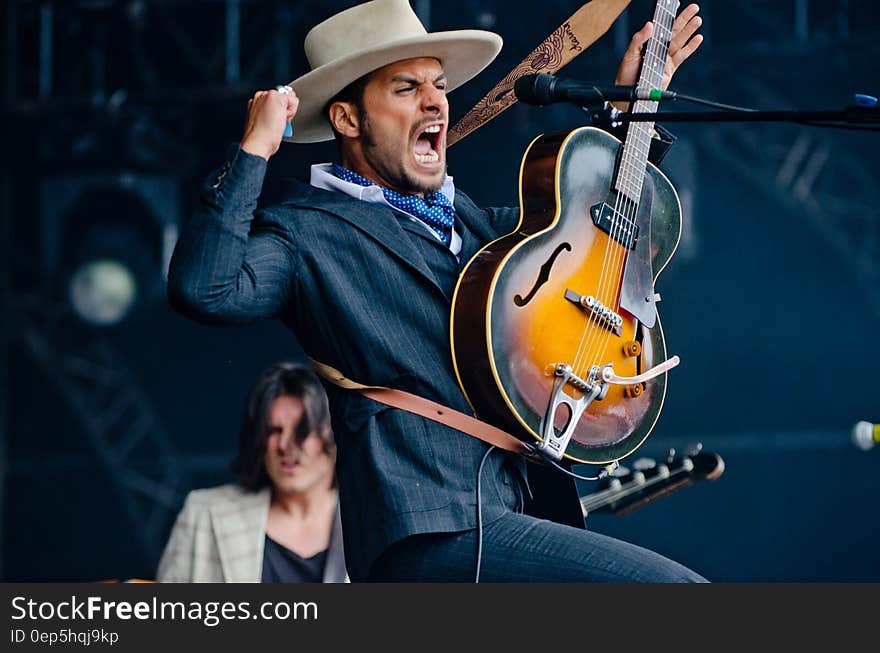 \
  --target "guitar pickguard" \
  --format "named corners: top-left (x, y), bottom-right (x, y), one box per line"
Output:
top-left (619, 173), bottom-right (658, 328)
